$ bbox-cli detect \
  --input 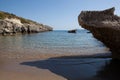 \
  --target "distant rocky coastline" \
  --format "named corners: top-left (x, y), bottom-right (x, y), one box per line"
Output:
top-left (78, 7), bottom-right (120, 59)
top-left (0, 11), bottom-right (53, 35)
